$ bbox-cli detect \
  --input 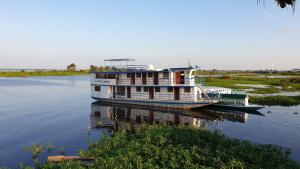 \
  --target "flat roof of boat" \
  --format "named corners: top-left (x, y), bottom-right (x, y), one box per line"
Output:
top-left (169, 67), bottom-right (195, 71)
top-left (104, 58), bottom-right (135, 61)
top-left (91, 67), bottom-right (195, 74)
